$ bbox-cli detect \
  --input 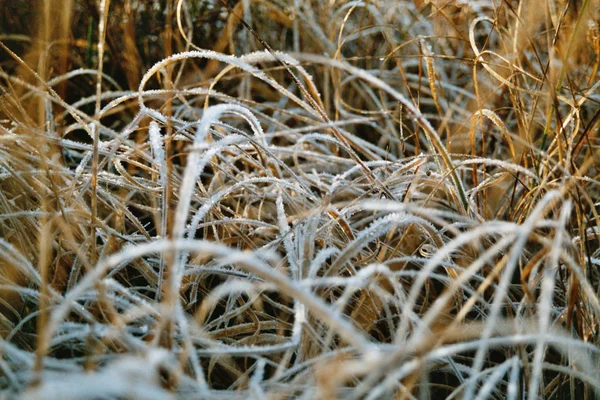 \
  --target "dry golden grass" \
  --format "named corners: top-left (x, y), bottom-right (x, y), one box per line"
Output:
top-left (1, 0), bottom-right (600, 398)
